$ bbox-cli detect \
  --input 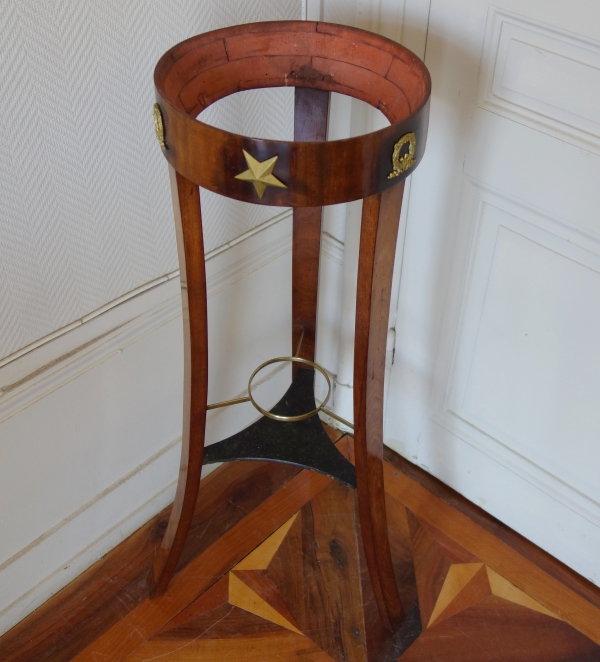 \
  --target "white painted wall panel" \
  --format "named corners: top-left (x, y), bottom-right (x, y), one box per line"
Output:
top-left (442, 184), bottom-right (600, 523)
top-left (0, 0), bottom-right (300, 360)
top-left (464, 228), bottom-right (600, 489)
